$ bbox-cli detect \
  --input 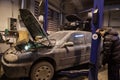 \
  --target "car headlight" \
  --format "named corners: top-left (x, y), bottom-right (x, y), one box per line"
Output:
top-left (24, 43), bottom-right (31, 51)
top-left (24, 45), bottom-right (30, 50)
top-left (4, 54), bottom-right (18, 62)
